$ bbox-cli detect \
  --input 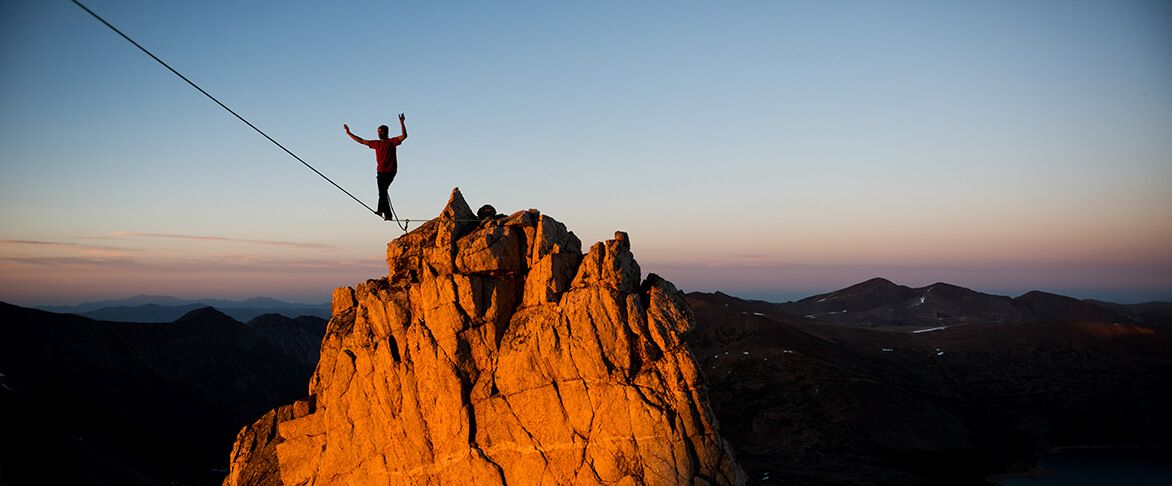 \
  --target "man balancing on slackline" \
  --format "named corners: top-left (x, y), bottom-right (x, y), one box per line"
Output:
top-left (344, 113), bottom-right (407, 221)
